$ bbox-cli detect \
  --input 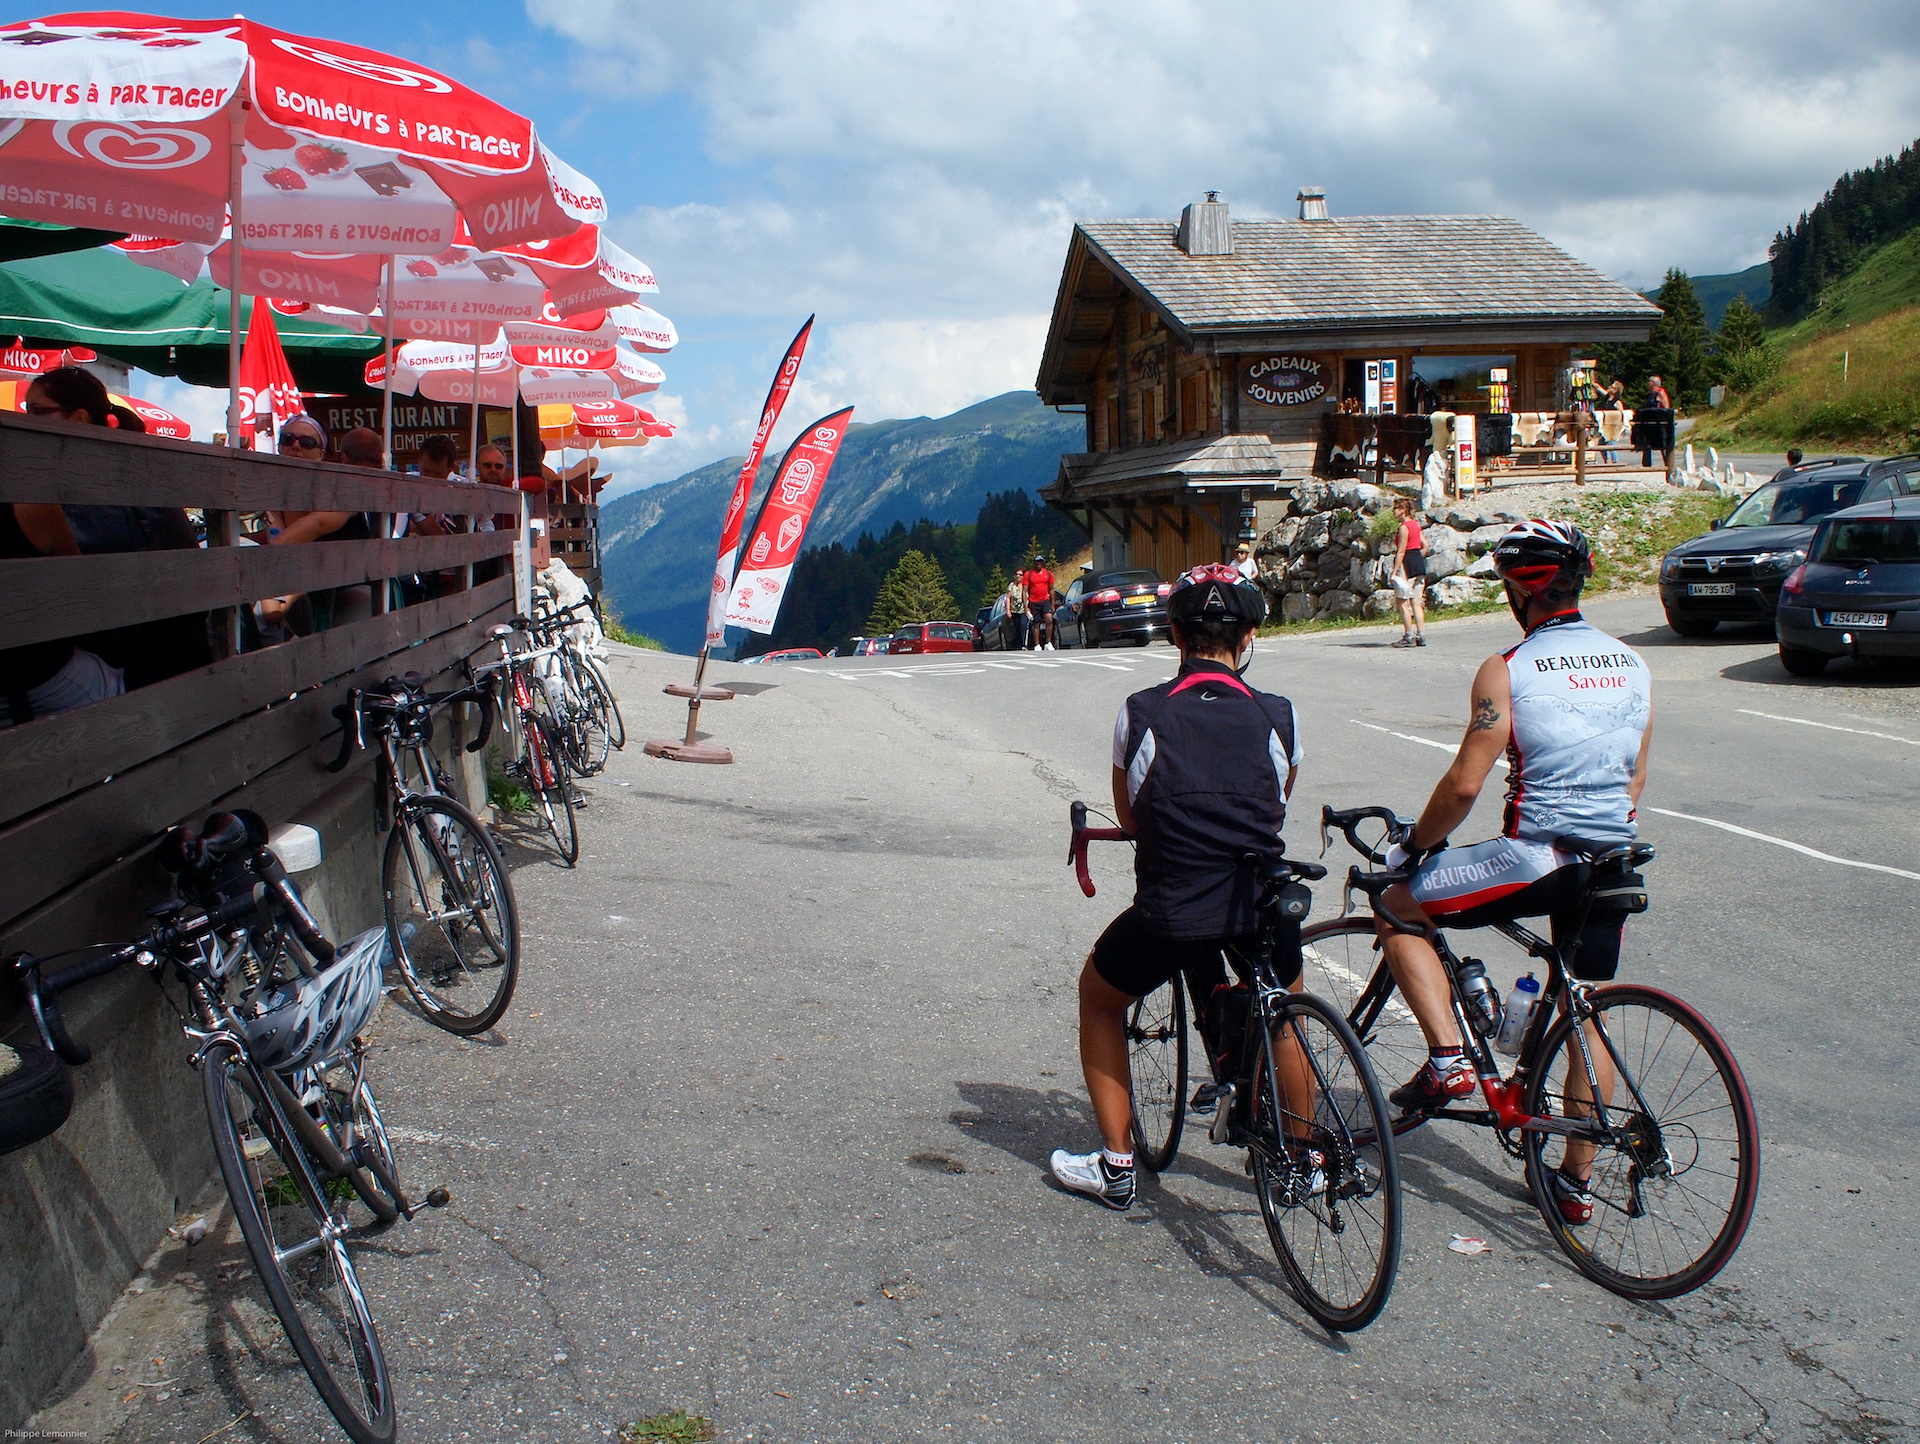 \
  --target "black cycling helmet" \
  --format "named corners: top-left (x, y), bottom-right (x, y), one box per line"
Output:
top-left (1167, 562), bottom-right (1267, 625)
top-left (1490, 519), bottom-right (1594, 597)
